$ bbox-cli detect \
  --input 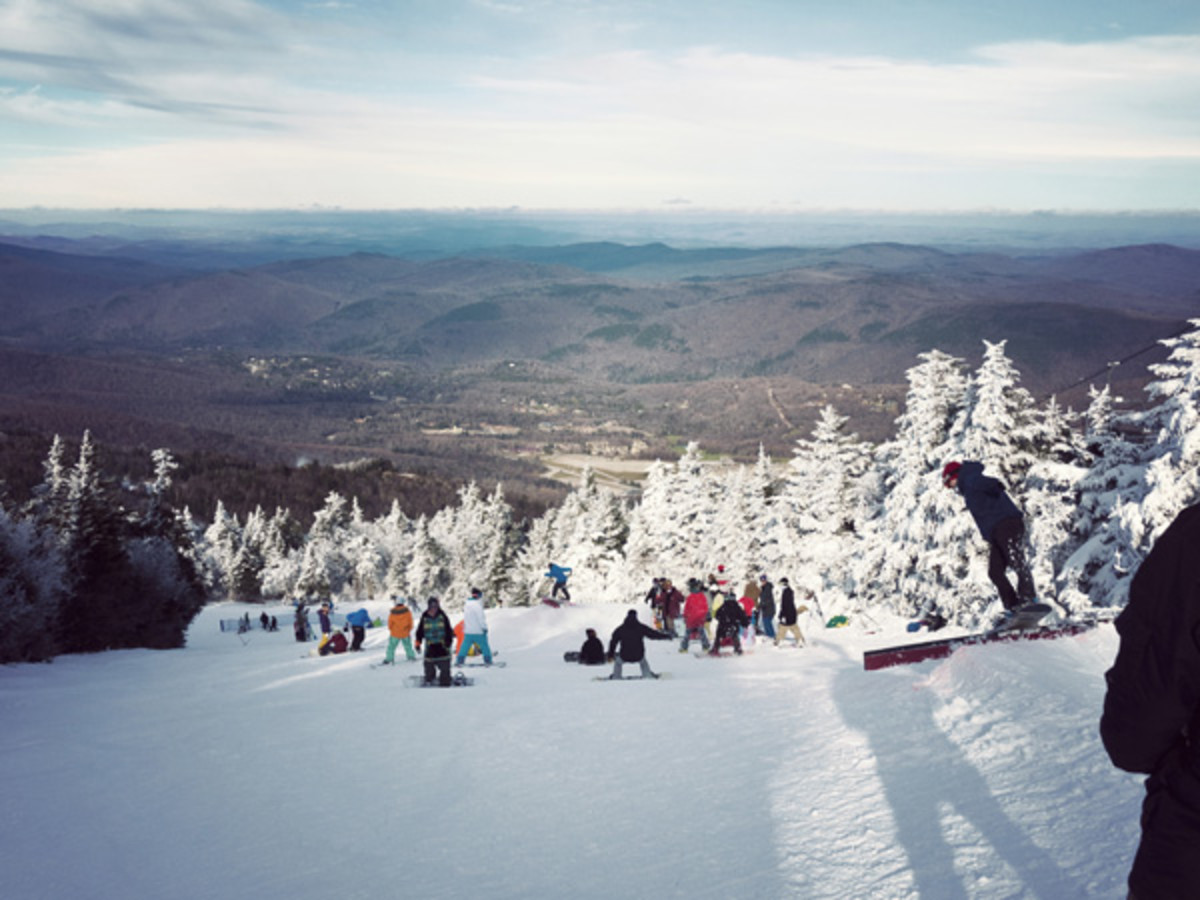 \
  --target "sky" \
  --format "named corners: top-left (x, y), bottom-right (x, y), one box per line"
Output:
top-left (1, 0), bottom-right (1199, 212)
